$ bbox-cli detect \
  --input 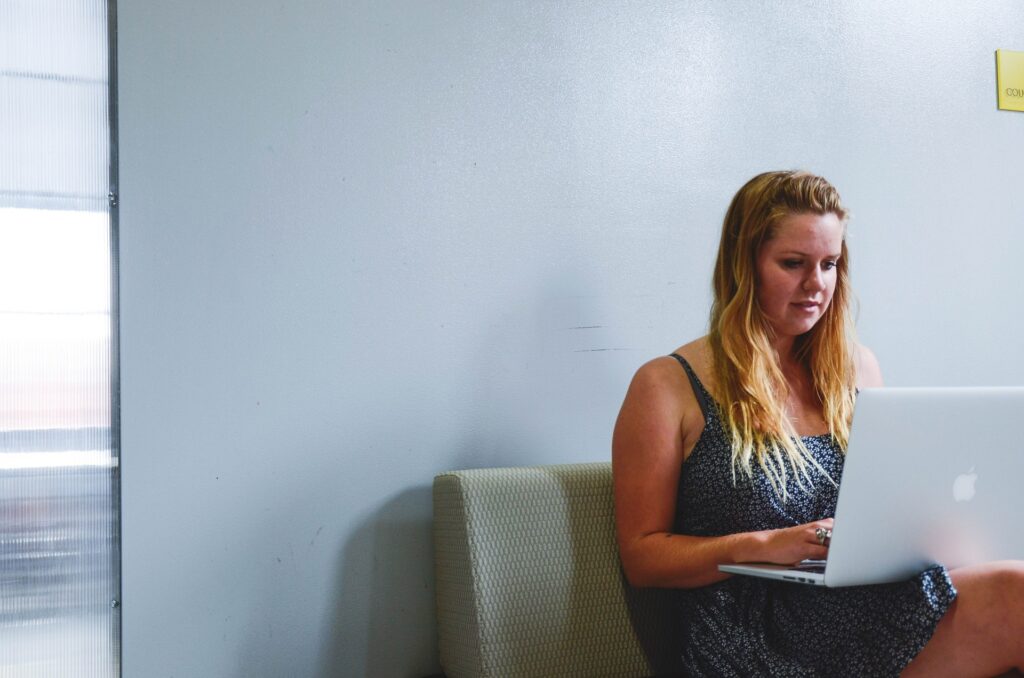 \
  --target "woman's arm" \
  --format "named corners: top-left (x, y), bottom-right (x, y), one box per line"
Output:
top-left (612, 358), bottom-right (830, 589)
